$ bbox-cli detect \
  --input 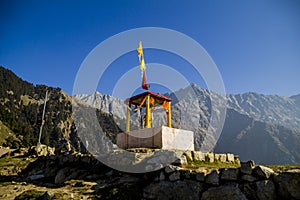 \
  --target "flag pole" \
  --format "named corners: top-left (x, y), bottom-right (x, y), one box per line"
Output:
top-left (38, 90), bottom-right (48, 146)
